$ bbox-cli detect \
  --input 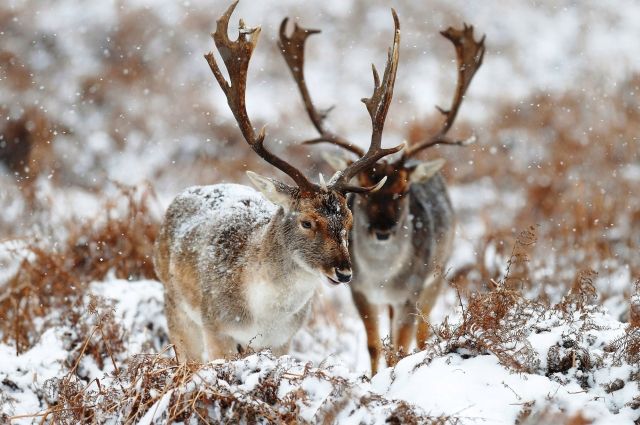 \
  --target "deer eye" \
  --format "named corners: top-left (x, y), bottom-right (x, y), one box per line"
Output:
top-left (300, 220), bottom-right (313, 229)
